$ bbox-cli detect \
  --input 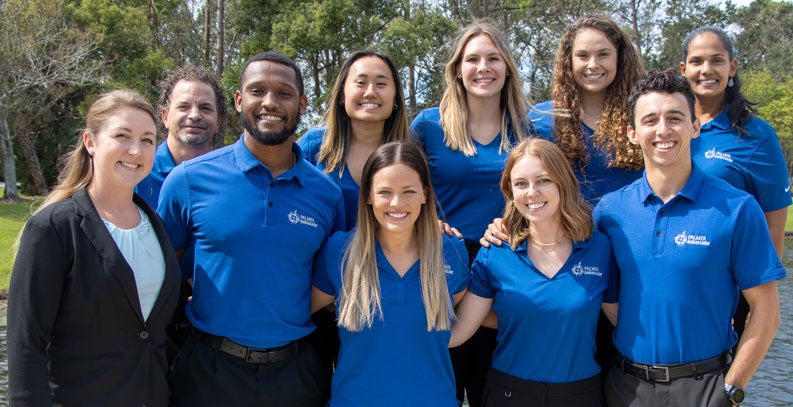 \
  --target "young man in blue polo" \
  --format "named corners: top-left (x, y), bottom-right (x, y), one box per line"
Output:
top-left (159, 51), bottom-right (344, 406)
top-left (594, 70), bottom-right (784, 406)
